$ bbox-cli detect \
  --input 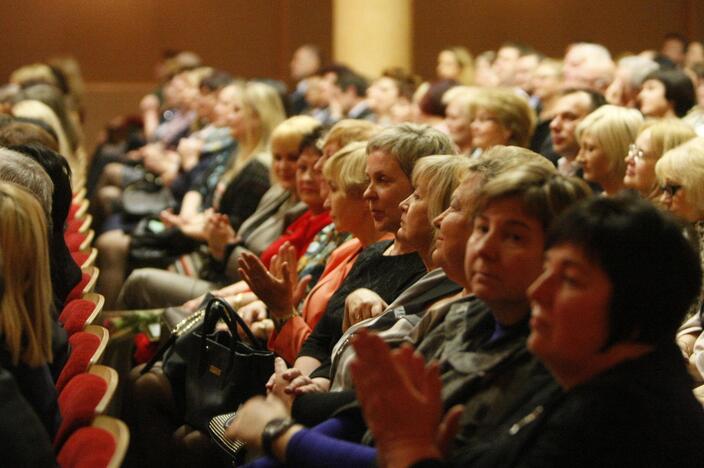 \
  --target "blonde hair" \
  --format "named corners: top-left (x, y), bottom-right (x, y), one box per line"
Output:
top-left (221, 81), bottom-right (286, 183)
top-left (0, 182), bottom-right (53, 366)
top-left (12, 99), bottom-right (72, 159)
top-left (441, 46), bottom-right (475, 85)
top-left (638, 119), bottom-right (696, 159)
top-left (412, 155), bottom-right (470, 222)
top-left (322, 119), bottom-right (378, 151)
top-left (656, 137), bottom-right (704, 209)
top-left (10, 63), bottom-right (58, 88)
top-left (323, 141), bottom-right (369, 196)
top-left (576, 104), bottom-right (643, 181)
top-left (271, 115), bottom-right (321, 154)
top-left (470, 88), bottom-right (536, 147)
